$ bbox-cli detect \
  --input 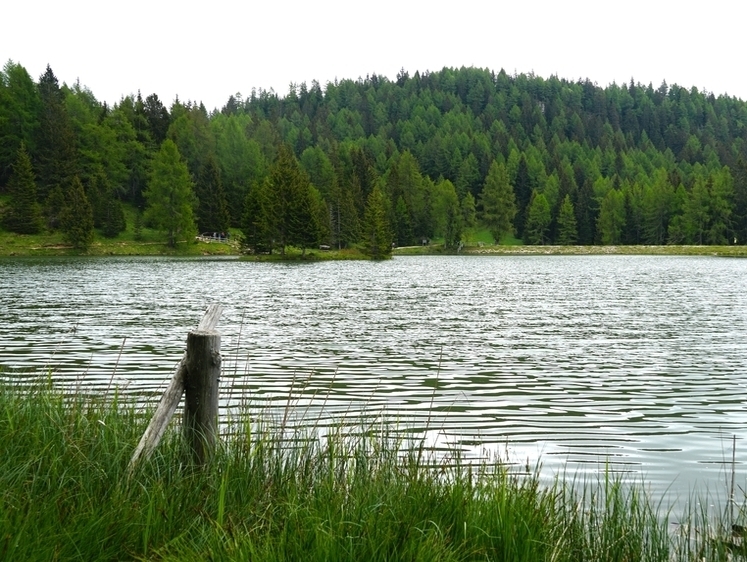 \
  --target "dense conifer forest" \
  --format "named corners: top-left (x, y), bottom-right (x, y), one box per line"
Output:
top-left (2, 61), bottom-right (747, 252)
